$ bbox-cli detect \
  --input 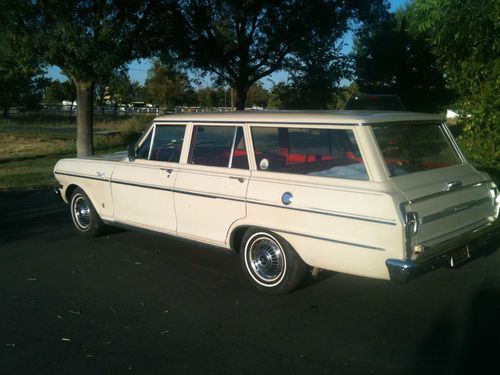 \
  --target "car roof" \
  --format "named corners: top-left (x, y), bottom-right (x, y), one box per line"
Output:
top-left (154, 110), bottom-right (442, 125)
